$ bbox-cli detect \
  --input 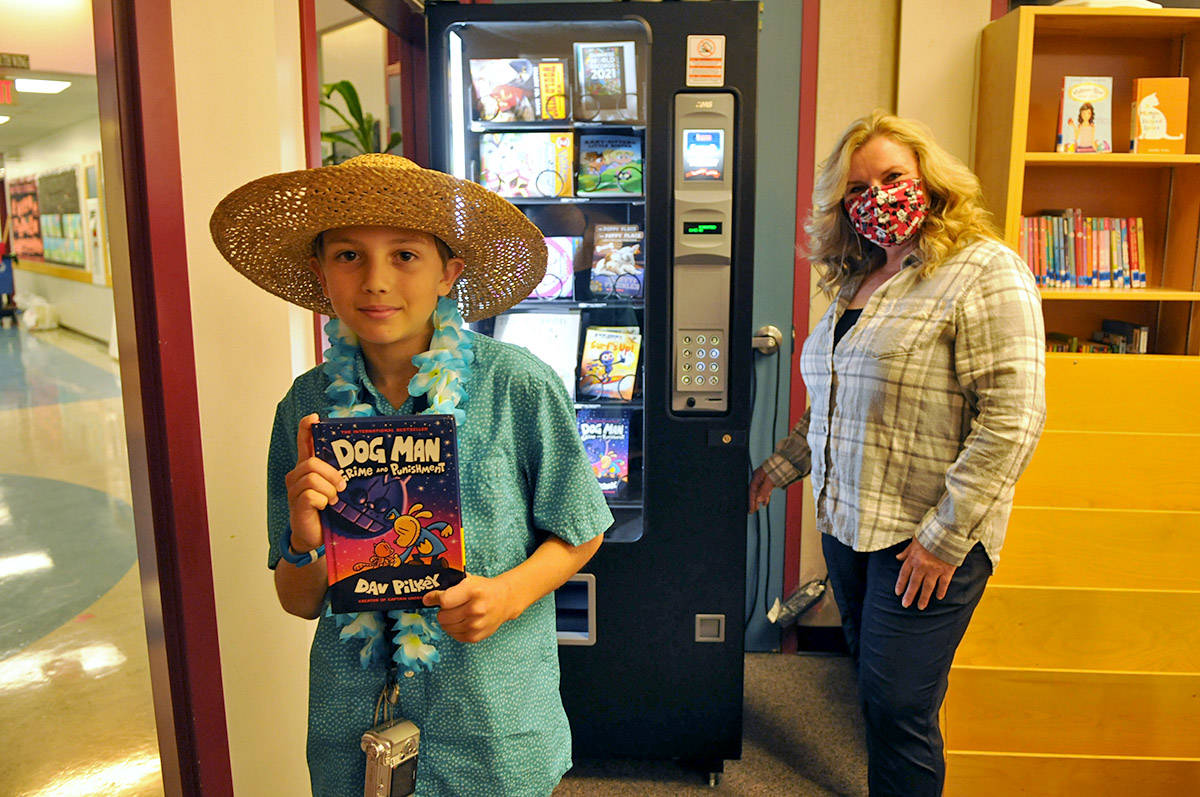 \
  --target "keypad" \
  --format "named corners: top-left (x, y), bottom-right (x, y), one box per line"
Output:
top-left (676, 328), bottom-right (725, 392)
